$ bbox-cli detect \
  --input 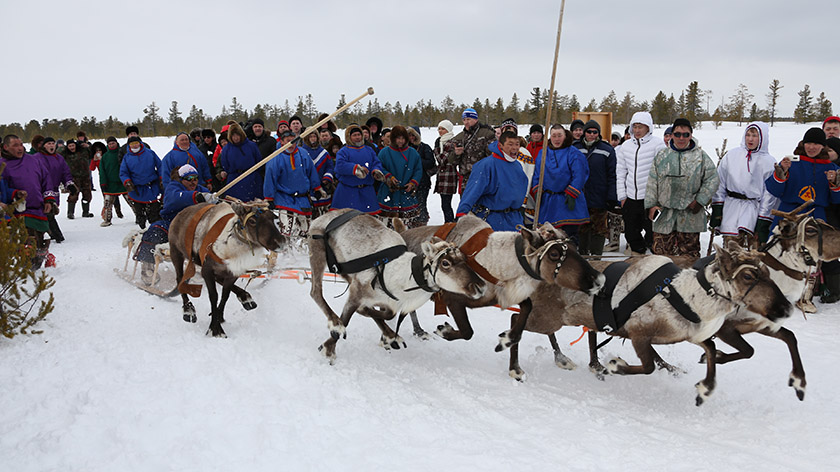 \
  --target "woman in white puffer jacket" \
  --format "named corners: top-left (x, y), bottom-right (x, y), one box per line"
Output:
top-left (615, 111), bottom-right (666, 255)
